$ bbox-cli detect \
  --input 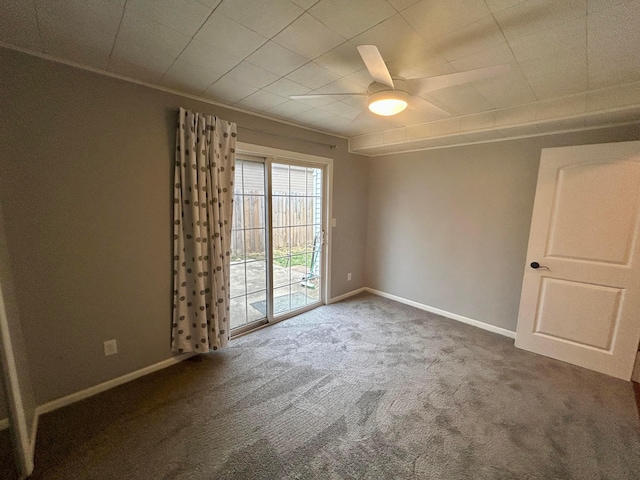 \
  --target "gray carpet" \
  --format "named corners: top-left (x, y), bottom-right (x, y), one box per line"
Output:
top-left (1, 292), bottom-right (639, 479)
